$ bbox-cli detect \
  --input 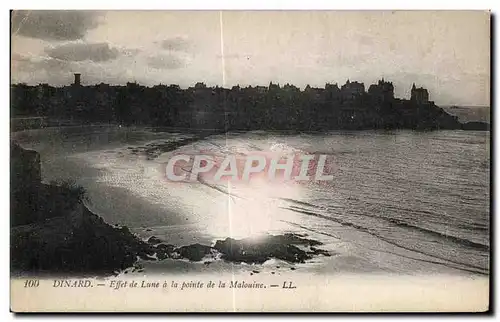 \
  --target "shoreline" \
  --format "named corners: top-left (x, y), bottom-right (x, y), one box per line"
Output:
top-left (10, 118), bottom-right (490, 134)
